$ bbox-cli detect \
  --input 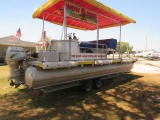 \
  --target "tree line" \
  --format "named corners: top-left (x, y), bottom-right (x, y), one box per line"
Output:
top-left (116, 41), bottom-right (133, 54)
